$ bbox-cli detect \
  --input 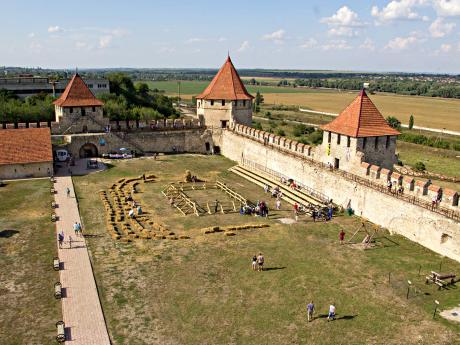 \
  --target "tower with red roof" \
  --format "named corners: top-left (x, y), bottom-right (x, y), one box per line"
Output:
top-left (320, 89), bottom-right (400, 171)
top-left (53, 73), bottom-right (108, 133)
top-left (196, 56), bottom-right (254, 128)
